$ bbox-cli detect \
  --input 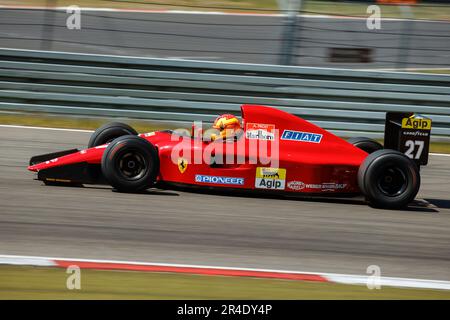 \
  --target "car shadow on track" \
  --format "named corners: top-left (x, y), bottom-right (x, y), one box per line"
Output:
top-left (45, 183), bottom-right (439, 212)
top-left (162, 186), bottom-right (440, 213)
top-left (424, 199), bottom-right (450, 210)
top-left (43, 184), bottom-right (180, 196)
top-left (112, 188), bottom-right (180, 196)
top-left (404, 200), bottom-right (440, 213)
